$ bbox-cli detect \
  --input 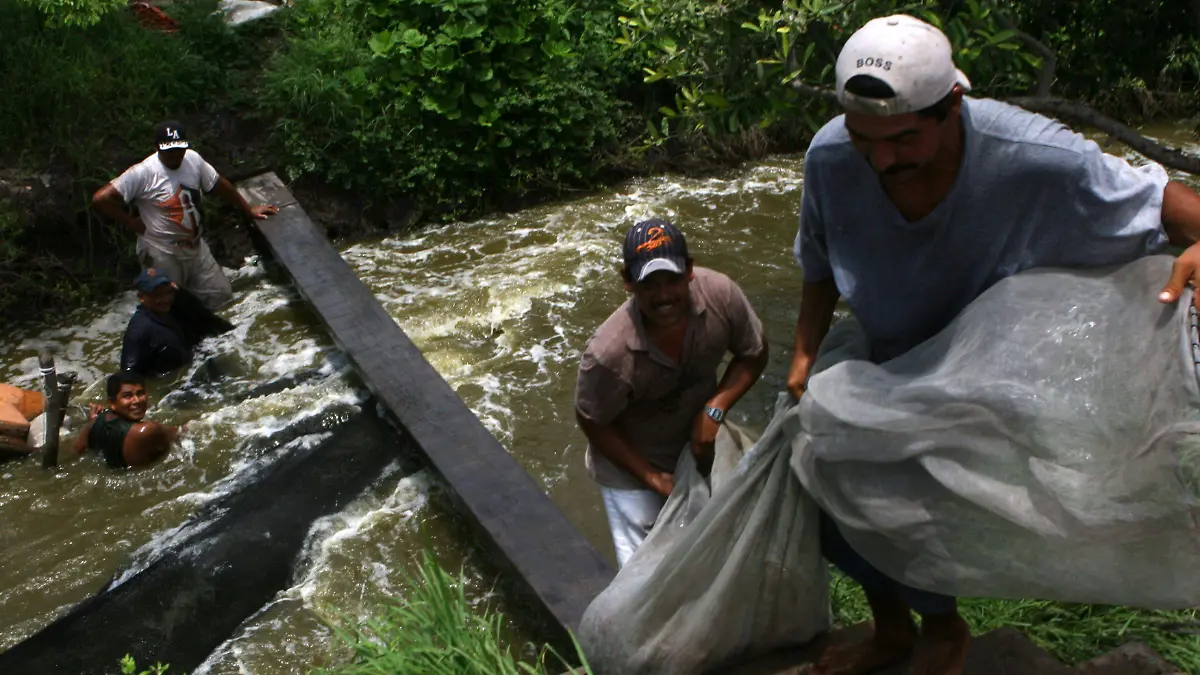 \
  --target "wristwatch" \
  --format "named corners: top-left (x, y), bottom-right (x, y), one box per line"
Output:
top-left (705, 406), bottom-right (726, 424)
